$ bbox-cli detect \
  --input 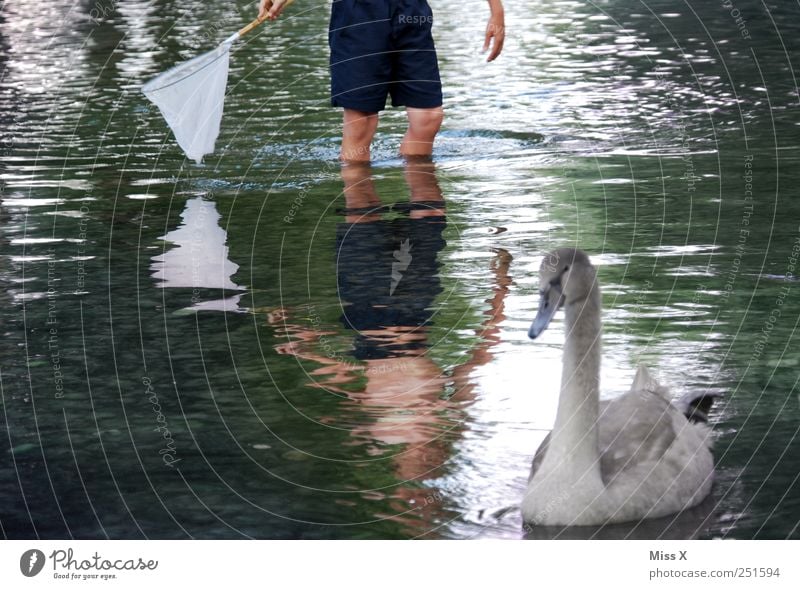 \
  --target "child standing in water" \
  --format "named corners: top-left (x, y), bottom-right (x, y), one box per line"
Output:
top-left (259, 0), bottom-right (505, 161)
